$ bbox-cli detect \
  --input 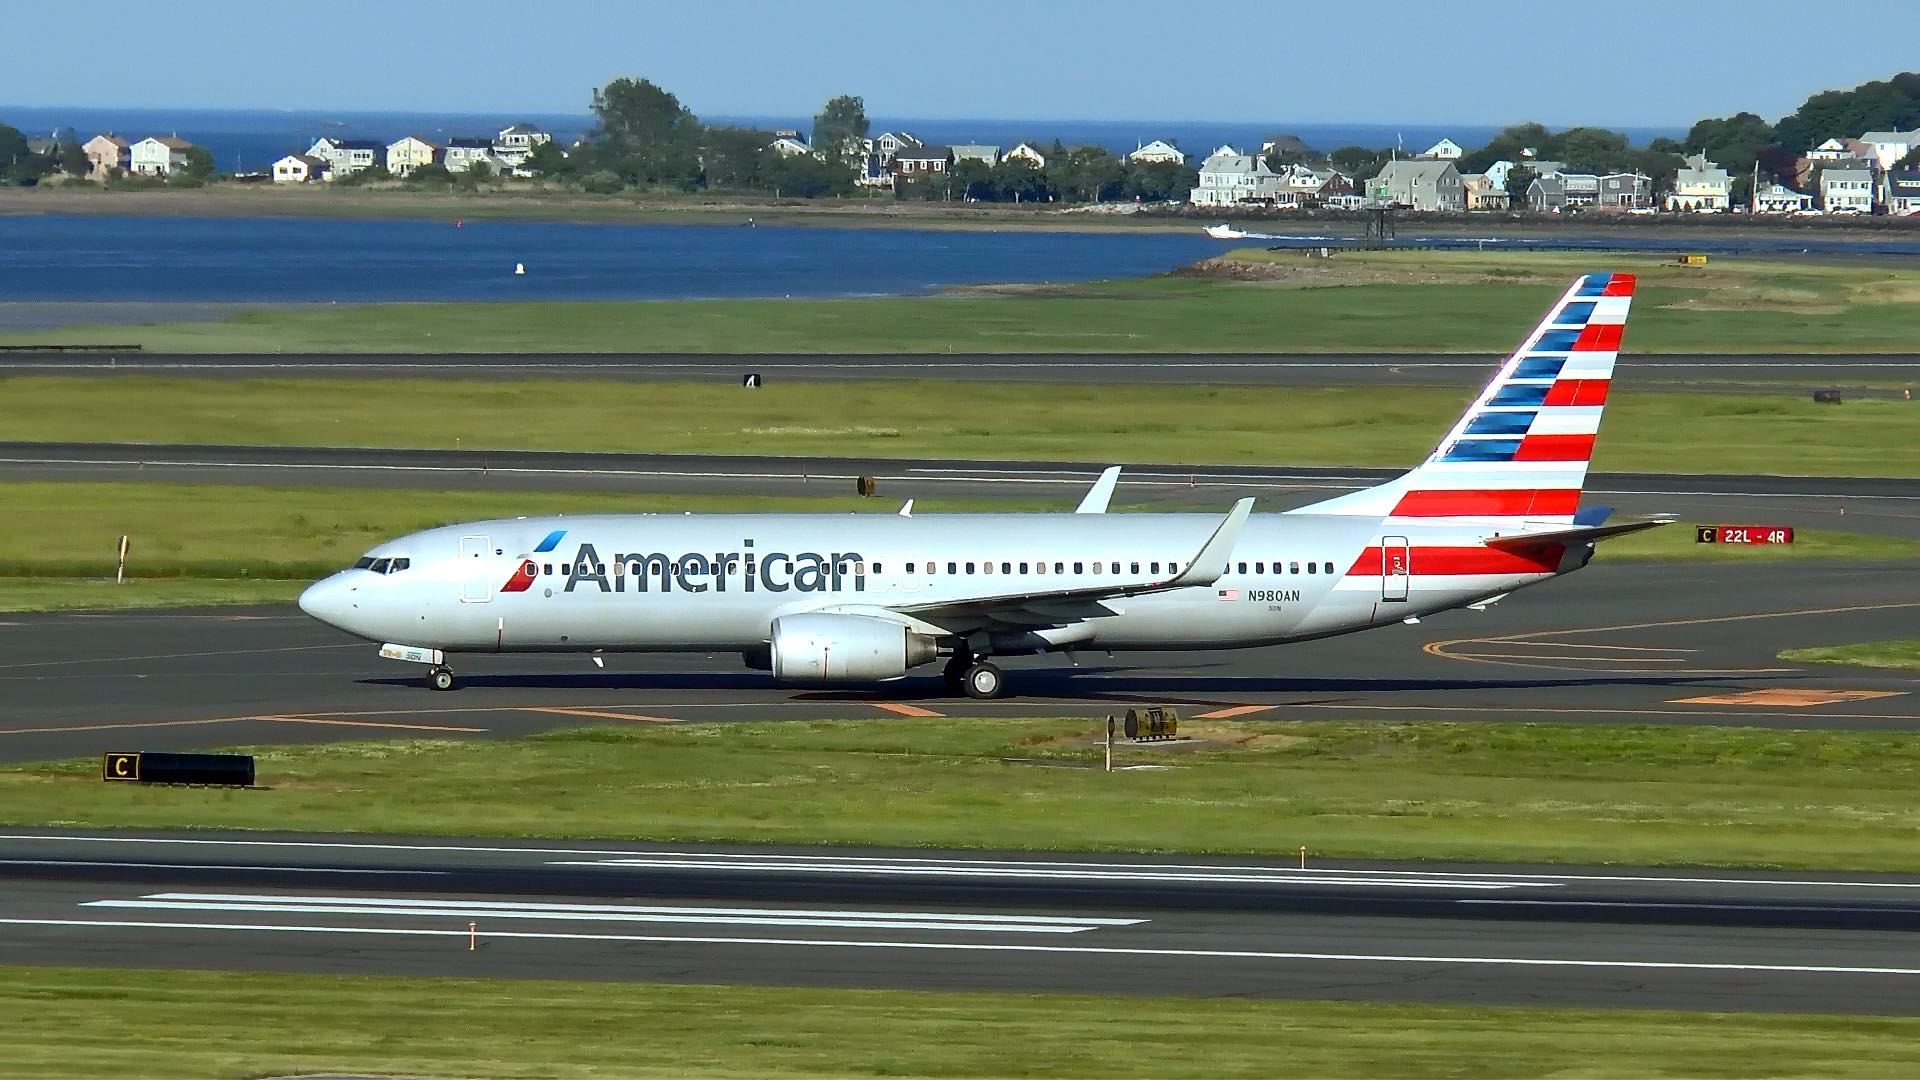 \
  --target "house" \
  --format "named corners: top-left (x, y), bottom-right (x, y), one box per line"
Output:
top-left (1806, 137), bottom-right (1856, 161)
top-left (1665, 153), bottom-right (1731, 211)
top-left (1527, 175), bottom-right (1566, 213)
top-left (1752, 183), bottom-right (1814, 214)
top-left (768, 136), bottom-right (813, 158)
top-left (129, 135), bottom-right (194, 176)
top-left (892, 146), bottom-right (953, 175)
top-left (1417, 138), bottom-right (1464, 160)
top-left (1323, 193), bottom-right (1366, 211)
top-left (1596, 172), bottom-right (1651, 211)
top-left (1188, 146), bottom-right (1285, 206)
top-left (951, 144), bottom-right (1000, 167)
top-left (271, 153), bottom-right (329, 184)
top-left (308, 137), bottom-right (383, 177)
top-left (1126, 140), bottom-right (1184, 165)
top-left (1859, 129), bottom-right (1920, 171)
top-left (491, 123), bottom-right (552, 168)
top-left (1795, 153), bottom-right (1874, 188)
top-left (1820, 167), bottom-right (1875, 212)
top-left (1886, 171), bottom-right (1920, 214)
top-left (81, 133), bottom-right (129, 180)
top-left (1482, 159), bottom-right (1516, 189)
top-left (870, 131), bottom-right (921, 166)
top-left (386, 136), bottom-right (440, 177)
top-left (1557, 173), bottom-right (1600, 208)
top-left (853, 154), bottom-right (895, 189)
top-left (443, 137), bottom-right (501, 173)
top-left (1367, 159), bottom-right (1464, 212)
top-left (1462, 173), bottom-right (1509, 211)
top-left (1003, 141), bottom-right (1047, 169)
